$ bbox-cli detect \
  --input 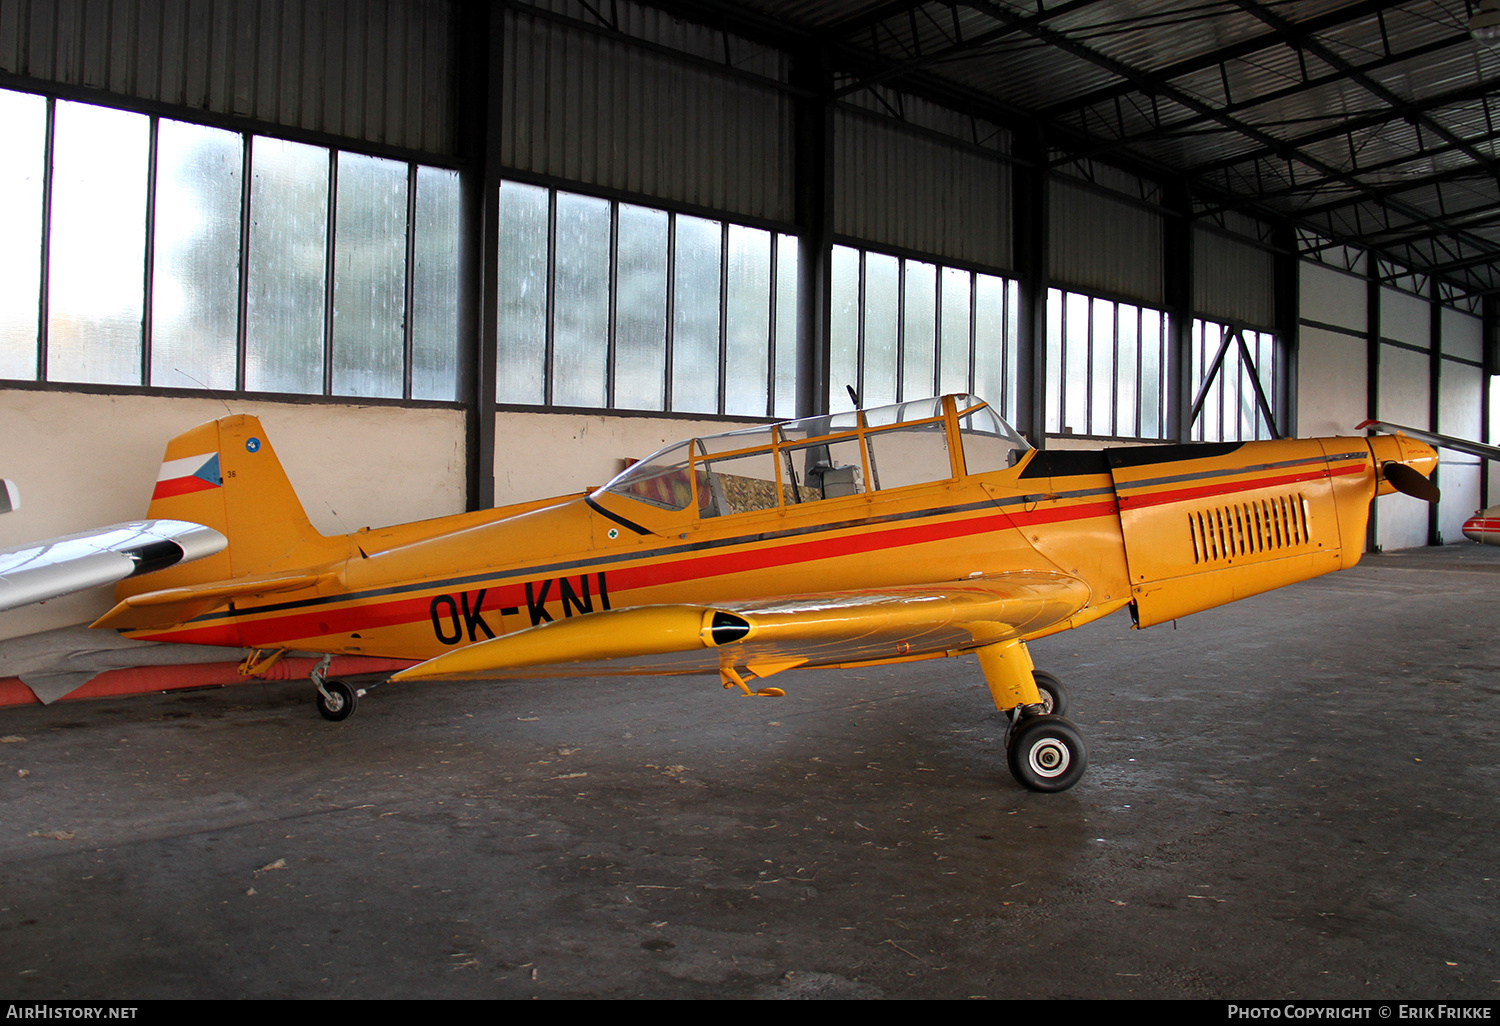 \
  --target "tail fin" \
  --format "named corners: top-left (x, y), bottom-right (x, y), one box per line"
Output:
top-left (122, 415), bottom-right (342, 597)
